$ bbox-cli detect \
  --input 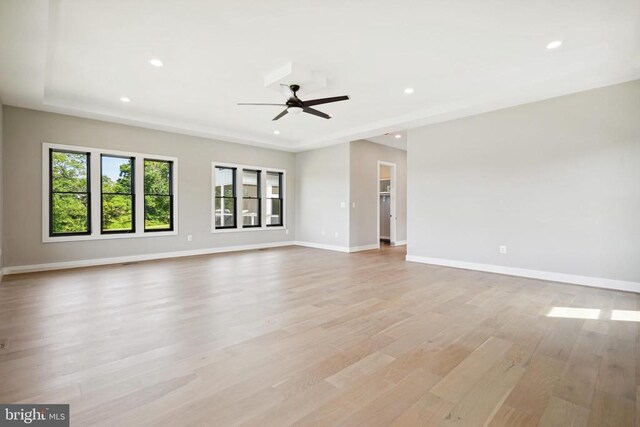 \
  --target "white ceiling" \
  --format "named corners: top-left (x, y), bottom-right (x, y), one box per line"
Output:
top-left (366, 131), bottom-right (407, 151)
top-left (1, 0), bottom-right (639, 152)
